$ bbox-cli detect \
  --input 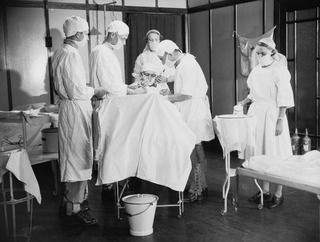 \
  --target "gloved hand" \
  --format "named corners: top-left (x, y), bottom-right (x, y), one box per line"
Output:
top-left (159, 89), bottom-right (170, 96)
top-left (233, 103), bottom-right (243, 115)
top-left (155, 75), bottom-right (167, 83)
top-left (94, 87), bottom-right (107, 99)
